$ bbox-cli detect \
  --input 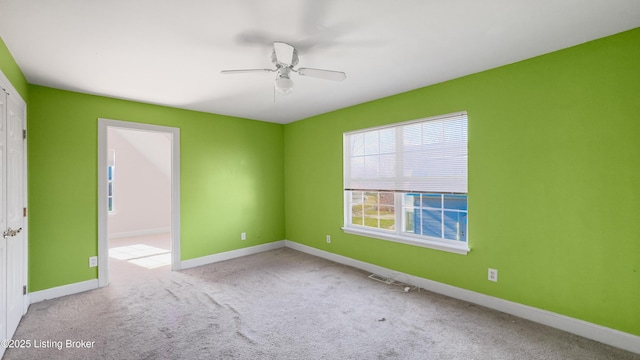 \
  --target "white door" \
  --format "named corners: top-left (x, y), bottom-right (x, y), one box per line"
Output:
top-left (5, 92), bottom-right (25, 338)
top-left (0, 87), bottom-right (8, 347)
top-left (0, 84), bottom-right (26, 353)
